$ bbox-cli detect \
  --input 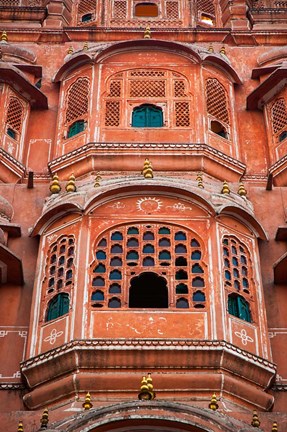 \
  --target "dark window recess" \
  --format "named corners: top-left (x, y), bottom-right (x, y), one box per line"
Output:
top-left (132, 104), bottom-right (163, 127)
top-left (129, 272), bottom-right (168, 308)
top-left (46, 293), bottom-right (69, 322)
top-left (82, 13), bottom-right (92, 22)
top-left (67, 120), bottom-right (85, 138)
top-left (210, 120), bottom-right (228, 139)
top-left (7, 128), bottom-right (16, 139)
top-left (279, 130), bottom-right (287, 142)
